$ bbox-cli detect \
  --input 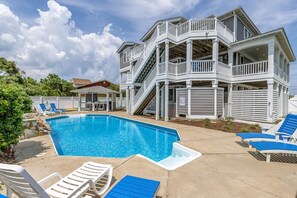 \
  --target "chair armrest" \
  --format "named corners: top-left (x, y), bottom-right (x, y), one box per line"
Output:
top-left (275, 132), bottom-right (290, 135)
top-left (38, 172), bottom-right (62, 185)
